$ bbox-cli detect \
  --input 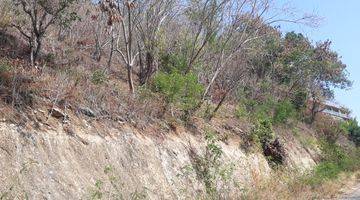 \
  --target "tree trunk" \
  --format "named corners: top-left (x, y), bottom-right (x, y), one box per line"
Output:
top-left (107, 27), bottom-right (115, 71)
top-left (208, 92), bottom-right (228, 121)
top-left (29, 36), bottom-right (38, 66)
top-left (34, 36), bottom-right (42, 62)
top-left (127, 64), bottom-right (135, 94)
top-left (138, 45), bottom-right (146, 85)
top-left (145, 51), bottom-right (154, 83)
